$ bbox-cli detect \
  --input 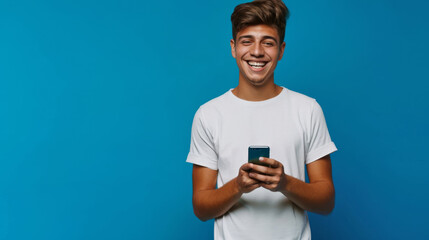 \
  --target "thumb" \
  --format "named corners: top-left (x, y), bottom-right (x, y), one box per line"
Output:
top-left (240, 163), bottom-right (252, 172)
